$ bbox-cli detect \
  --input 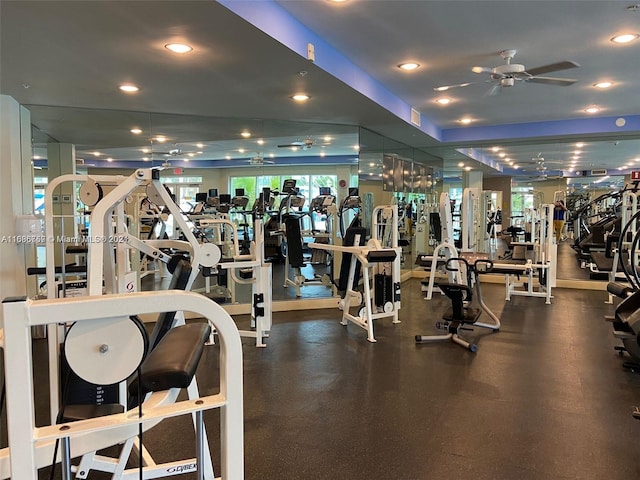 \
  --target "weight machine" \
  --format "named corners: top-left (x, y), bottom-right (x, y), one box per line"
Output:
top-left (0, 291), bottom-right (244, 480)
top-left (309, 205), bottom-right (402, 342)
